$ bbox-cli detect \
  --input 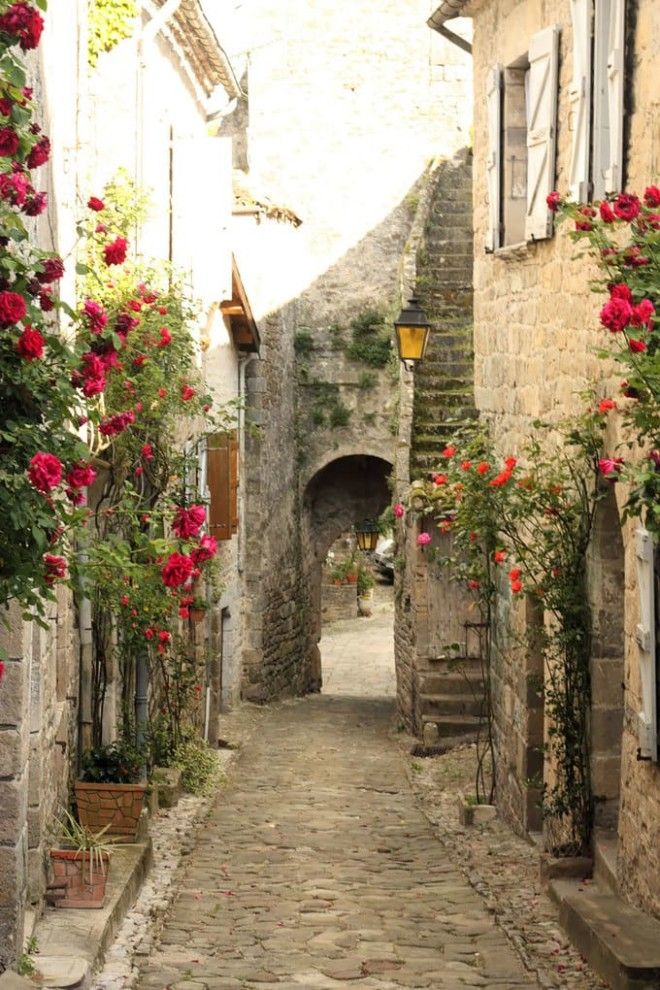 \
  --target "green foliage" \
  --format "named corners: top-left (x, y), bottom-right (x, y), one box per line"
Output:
top-left (357, 564), bottom-right (375, 596)
top-left (80, 738), bottom-right (144, 783)
top-left (357, 371), bottom-right (377, 390)
top-left (304, 380), bottom-right (351, 431)
top-left (173, 740), bottom-right (224, 795)
top-left (345, 309), bottom-right (392, 368)
top-left (51, 808), bottom-right (115, 883)
top-left (88, 0), bottom-right (138, 68)
top-left (328, 402), bottom-right (351, 427)
top-left (294, 331), bottom-right (314, 356)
